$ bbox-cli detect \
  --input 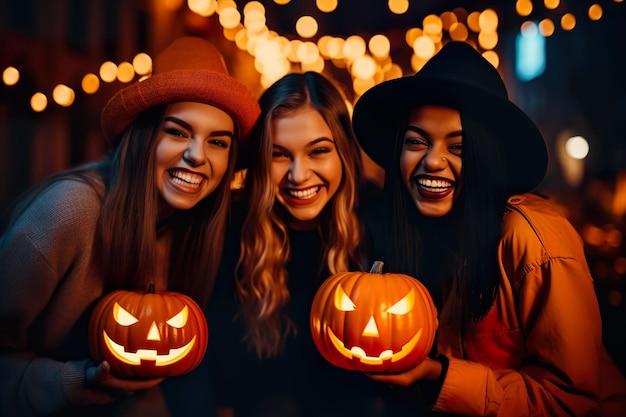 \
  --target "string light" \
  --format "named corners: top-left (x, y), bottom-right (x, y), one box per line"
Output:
top-left (3, 0), bottom-right (621, 112)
